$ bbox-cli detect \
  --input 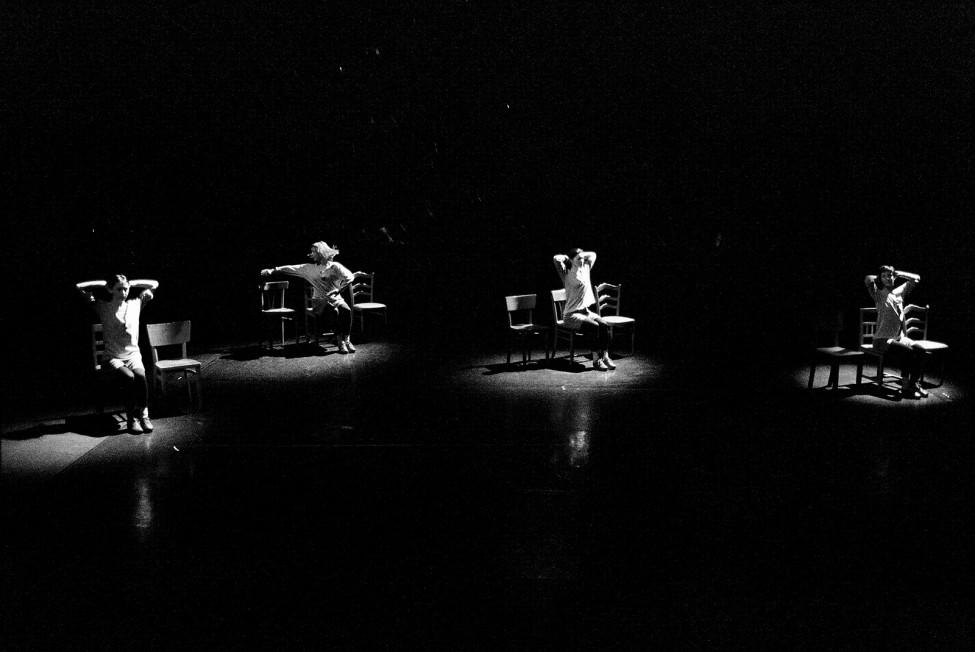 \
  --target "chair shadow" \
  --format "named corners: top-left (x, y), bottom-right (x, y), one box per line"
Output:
top-left (2, 413), bottom-right (125, 440)
top-left (221, 342), bottom-right (335, 361)
top-left (810, 381), bottom-right (907, 403)
top-left (481, 356), bottom-right (590, 376)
